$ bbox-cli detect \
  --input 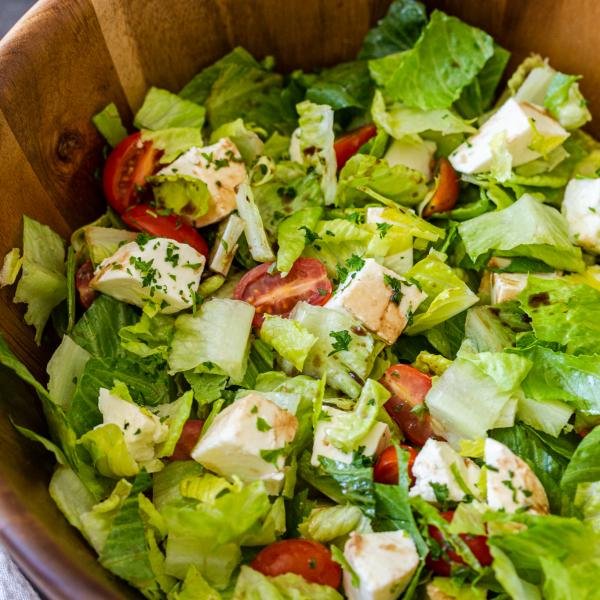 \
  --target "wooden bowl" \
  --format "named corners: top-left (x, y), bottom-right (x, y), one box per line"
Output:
top-left (1, 1), bottom-right (599, 597)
